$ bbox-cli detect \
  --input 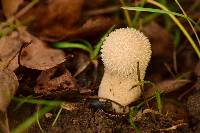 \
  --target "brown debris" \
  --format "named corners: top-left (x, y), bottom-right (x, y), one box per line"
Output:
top-left (0, 69), bottom-right (19, 112)
top-left (34, 65), bottom-right (78, 95)
top-left (8, 27), bottom-right (66, 70)
top-left (39, 16), bottom-right (118, 41)
top-left (133, 109), bottom-right (189, 133)
top-left (0, 31), bottom-right (22, 70)
top-left (19, 0), bottom-right (117, 41)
